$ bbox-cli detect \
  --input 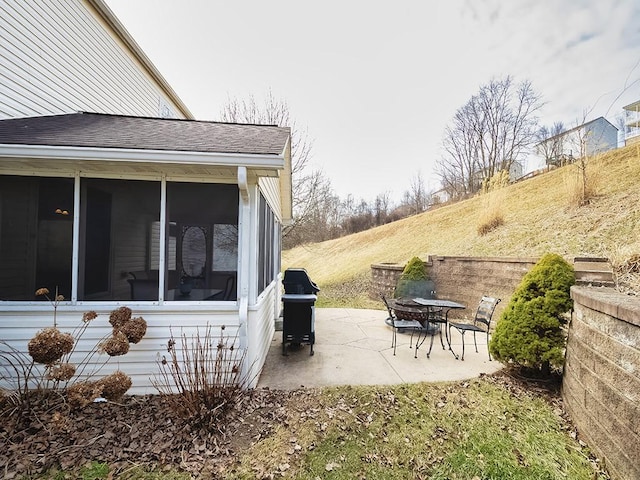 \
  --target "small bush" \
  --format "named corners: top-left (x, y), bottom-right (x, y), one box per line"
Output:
top-left (1, 293), bottom-right (146, 414)
top-left (394, 256), bottom-right (434, 298)
top-left (489, 253), bottom-right (575, 375)
top-left (565, 162), bottom-right (599, 207)
top-left (477, 212), bottom-right (504, 236)
top-left (477, 187), bottom-right (506, 236)
top-left (153, 325), bottom-right (247, 428)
